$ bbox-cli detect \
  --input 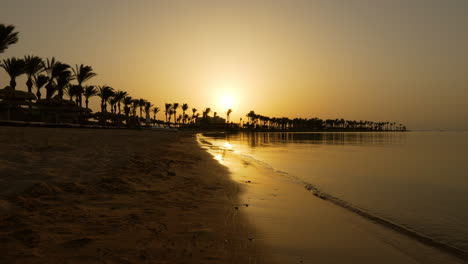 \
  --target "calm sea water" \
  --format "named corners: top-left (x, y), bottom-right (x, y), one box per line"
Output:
top-left (202, 132), bottom-right (468, 253)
